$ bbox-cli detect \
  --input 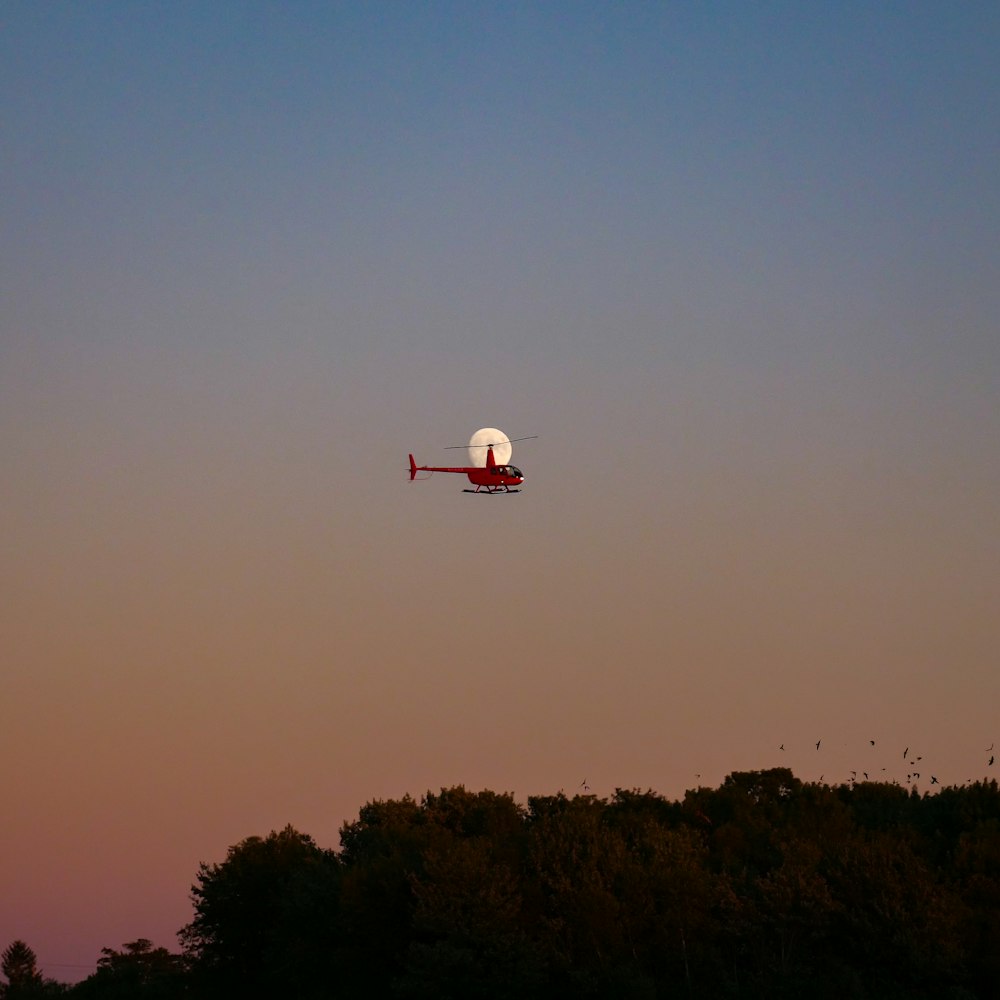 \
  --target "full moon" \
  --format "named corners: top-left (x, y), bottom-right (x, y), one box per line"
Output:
top-left (468, 428), bottom-right (512, 467)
